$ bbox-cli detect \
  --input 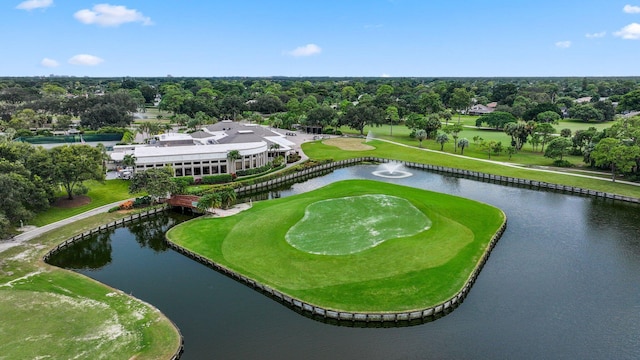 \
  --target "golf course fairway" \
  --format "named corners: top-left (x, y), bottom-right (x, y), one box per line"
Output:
top-left (166, 179), bottom-right (506, 314)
